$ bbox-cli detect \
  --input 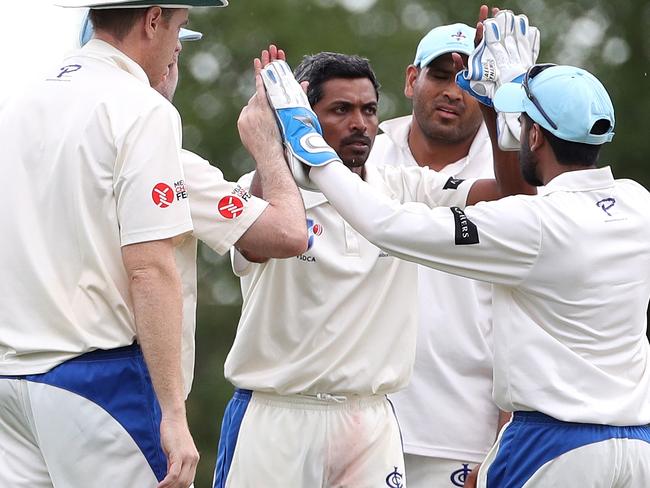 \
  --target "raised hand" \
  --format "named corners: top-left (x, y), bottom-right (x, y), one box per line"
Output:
top-left (260, 60), bottom-right (342, 191)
